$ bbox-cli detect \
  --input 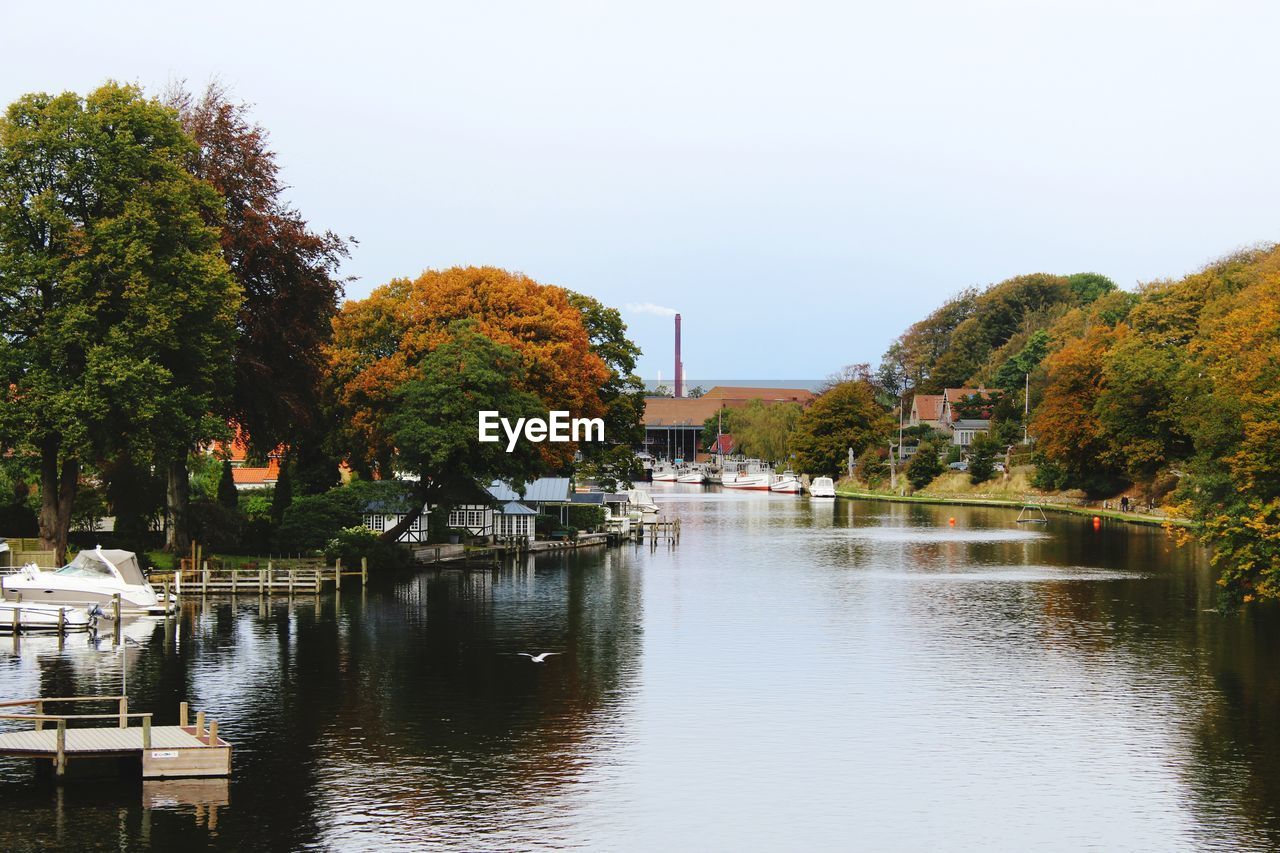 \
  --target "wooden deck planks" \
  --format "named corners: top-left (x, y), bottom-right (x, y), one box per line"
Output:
top-left (0, 725), bottom-right (207, 755)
